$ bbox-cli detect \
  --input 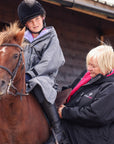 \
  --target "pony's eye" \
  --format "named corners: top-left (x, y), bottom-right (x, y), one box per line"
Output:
top-left (13, 54), bottom-right (18, 59)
